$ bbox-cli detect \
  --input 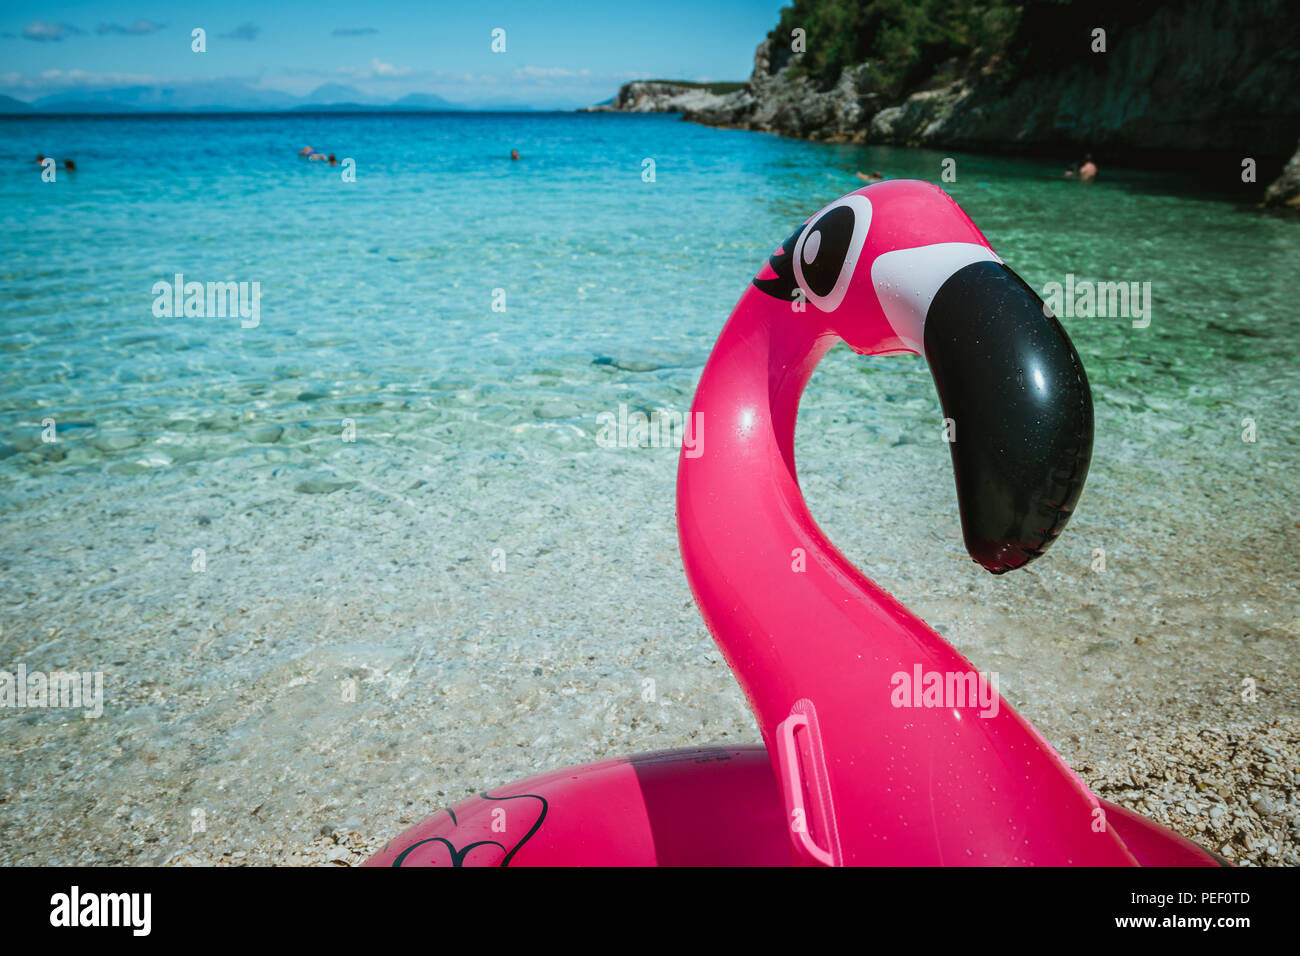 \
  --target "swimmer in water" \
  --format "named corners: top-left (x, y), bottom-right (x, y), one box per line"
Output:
top-left (855, 169), bottom-right (884, 183)
top-left (299, 146), bottom-right (314, 156)
top-left (307, 152), bottom-right (327, 162)
top-left (328, 154), bottom-right (338, 166)
top-left (1065, 153), bottom-right (1098, 181)
top-left (35, 154), bottom-right (75, 170)
top-left (511, 149), bottom-right (520, 161)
